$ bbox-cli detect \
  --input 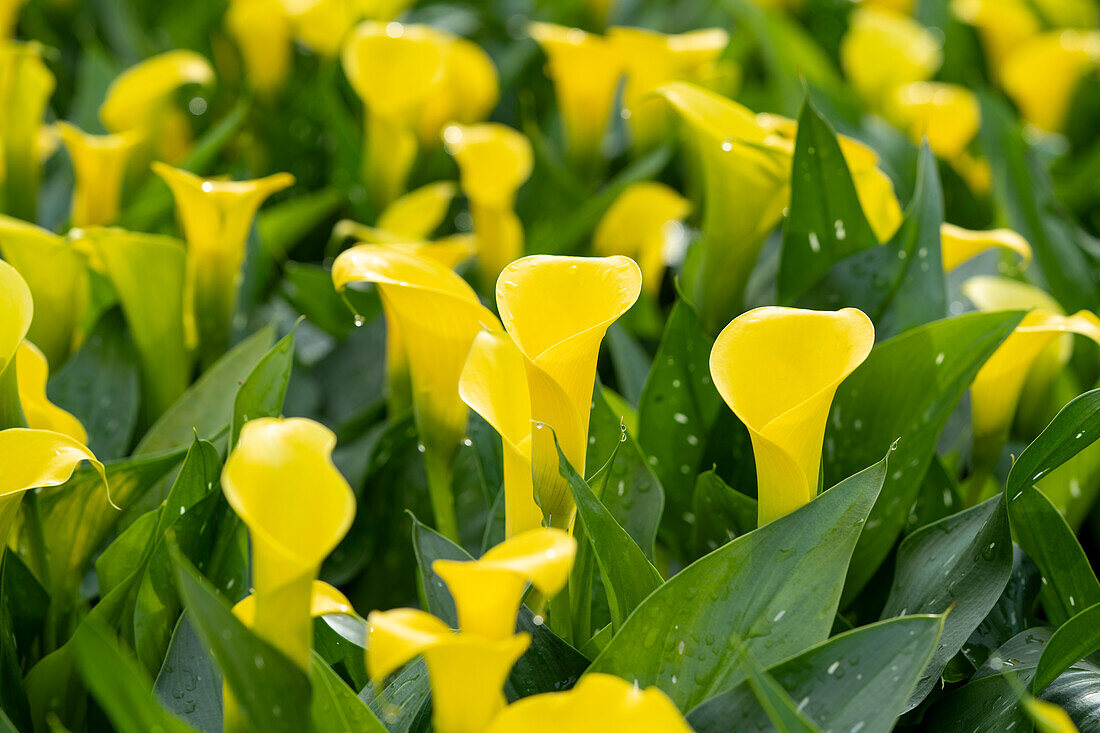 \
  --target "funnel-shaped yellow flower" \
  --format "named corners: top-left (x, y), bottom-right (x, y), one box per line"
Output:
top-left (710, 307), bottom-right (875, 525)
top-left (416, 34), bottom-right (499, 146)
top-left (459, 330), bottom-right (542, 538)
top-left (0, 41), bottom-right (55, 220)
top-left (840, 8), bottom-right (942, 108)
top-left (232, 580), bottom-right (353, 624)
top-left (16, 342), bottom-right (84, 441)
top-left (226, 0), bottom-right (294, 96)
top-left (496, 255), bottom-right (641, 527)
top-left (100, 50), bottom-right (215, 164)
top-left (332, 245), bottom-right (500, 539)
top-left (594, 182), bottom-right (690, 297)
top-left (280, 0), bottom-right (364, 57)
top-left (367, 608), bottom-right (531, 733)
top-left (443, 123), bottom-right (532, 287)
top-left (375, 180), bottom-right (458, 240)
top-left (433, 528), bottom-right (576, 639)
top-left (941, 224), bottom-right (1032, 271)
top-left (222, 418), bottom-right (355, 670)
top-left (0, 216), bottom-right (87, 366)
top-left (485, 673), bottom-right (692, 733)
top-left (0, 256), bottom-right (32, 427)
top-left (152, 162), bottom-right (294, 364)
top-left (608, 27), bottom-right (730, 151)
top-left (1001, 30), bottom-right (1100, 133)
top-left (55, 122), bottom-right (142, 227)
top-left (528, 23), bottom-right (622, 165)
top-left (887, 82), bottom-right (980, 160)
